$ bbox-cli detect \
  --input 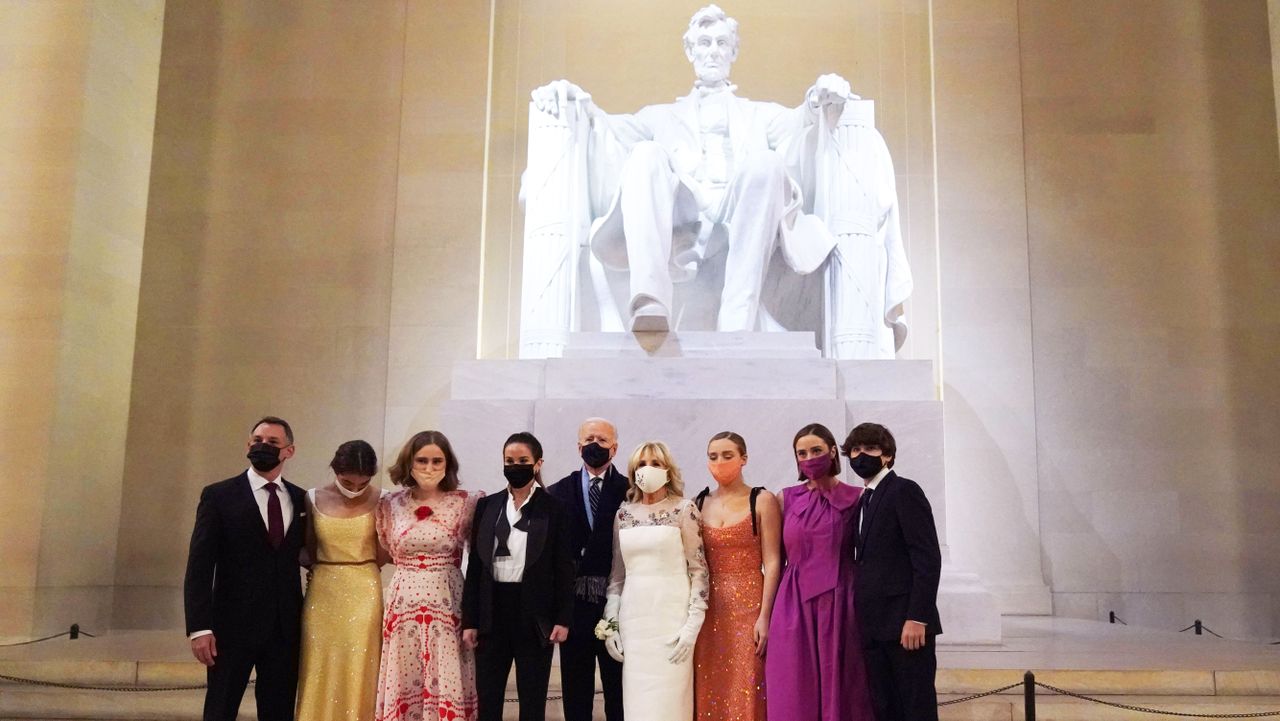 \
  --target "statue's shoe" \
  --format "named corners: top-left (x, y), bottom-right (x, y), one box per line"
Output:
top-left (629, 302), bottom-right (669, 332)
